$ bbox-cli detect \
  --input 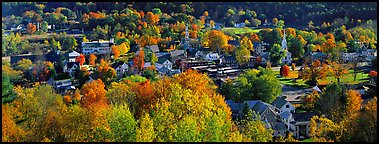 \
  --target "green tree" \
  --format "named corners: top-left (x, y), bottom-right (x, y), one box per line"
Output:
top-left (220, 67), bottom-right (281, 103)
top-left (41, 21), bottom-right (48, 33)
top-left (63, 36), bottom-right (78, 51)
top-left (269, 44), bottom-right (285, 66)
top-left (107, 103), bottom-right (137, 142)
top-left (2, 73), bottom-right (16, 103)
